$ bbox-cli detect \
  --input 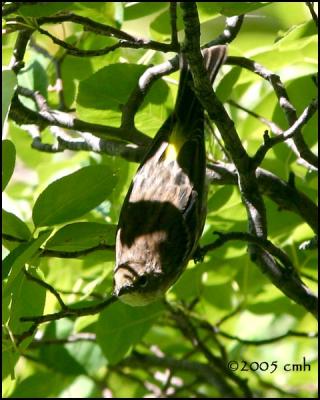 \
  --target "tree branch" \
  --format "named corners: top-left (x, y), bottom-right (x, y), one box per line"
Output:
top-left (227, 56), bottom-right (318, 170)
top-left (38, 13), bottom-right (138, 41)
top-left (2, 2), bottom-right (43, 17)
top-left (180, 3), bottom-right (317, 319)
top-left (251, 99), bottom-right (318, 168)
top-left (169, 2), bottom-right (179, 48)
top-left (20, 295), bottom-right (117, 324)
top-left (36, 26), bottom-right (178, 58)
top-left (306, 2), bottom-right (318, 27)
top-left (201, 231), bottom-right (296, 272)
top-left (9, 28), bottom-right (33, 72)
top-left (166, 303), bottom-right (253, 398)
top-left (24, 268), bottom-right (67, 310)
top-left (227, 99), bottom-right (318, 170)
top-left (40, 243), bottom-right (114, 258)
top-left (10, 91), bottom-right (151, 147)
top-left (207, 162), bottom-right (318, 234)
top-left (121, 351), bottom-right (241, 397)
top-left (30, 332), bottom-right (97, 347)
top-left (120, 58), bottom-right (179, 131)
top-left (204, 15), bottom-right (244, 47)
top-left (216, 328), bottom-right (317, 346)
